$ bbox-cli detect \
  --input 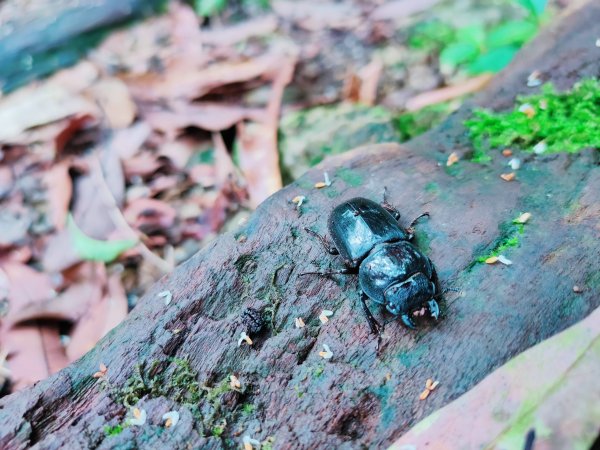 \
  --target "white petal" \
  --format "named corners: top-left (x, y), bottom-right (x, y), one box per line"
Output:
top-left (497, 255), bottom-right (513, 265)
